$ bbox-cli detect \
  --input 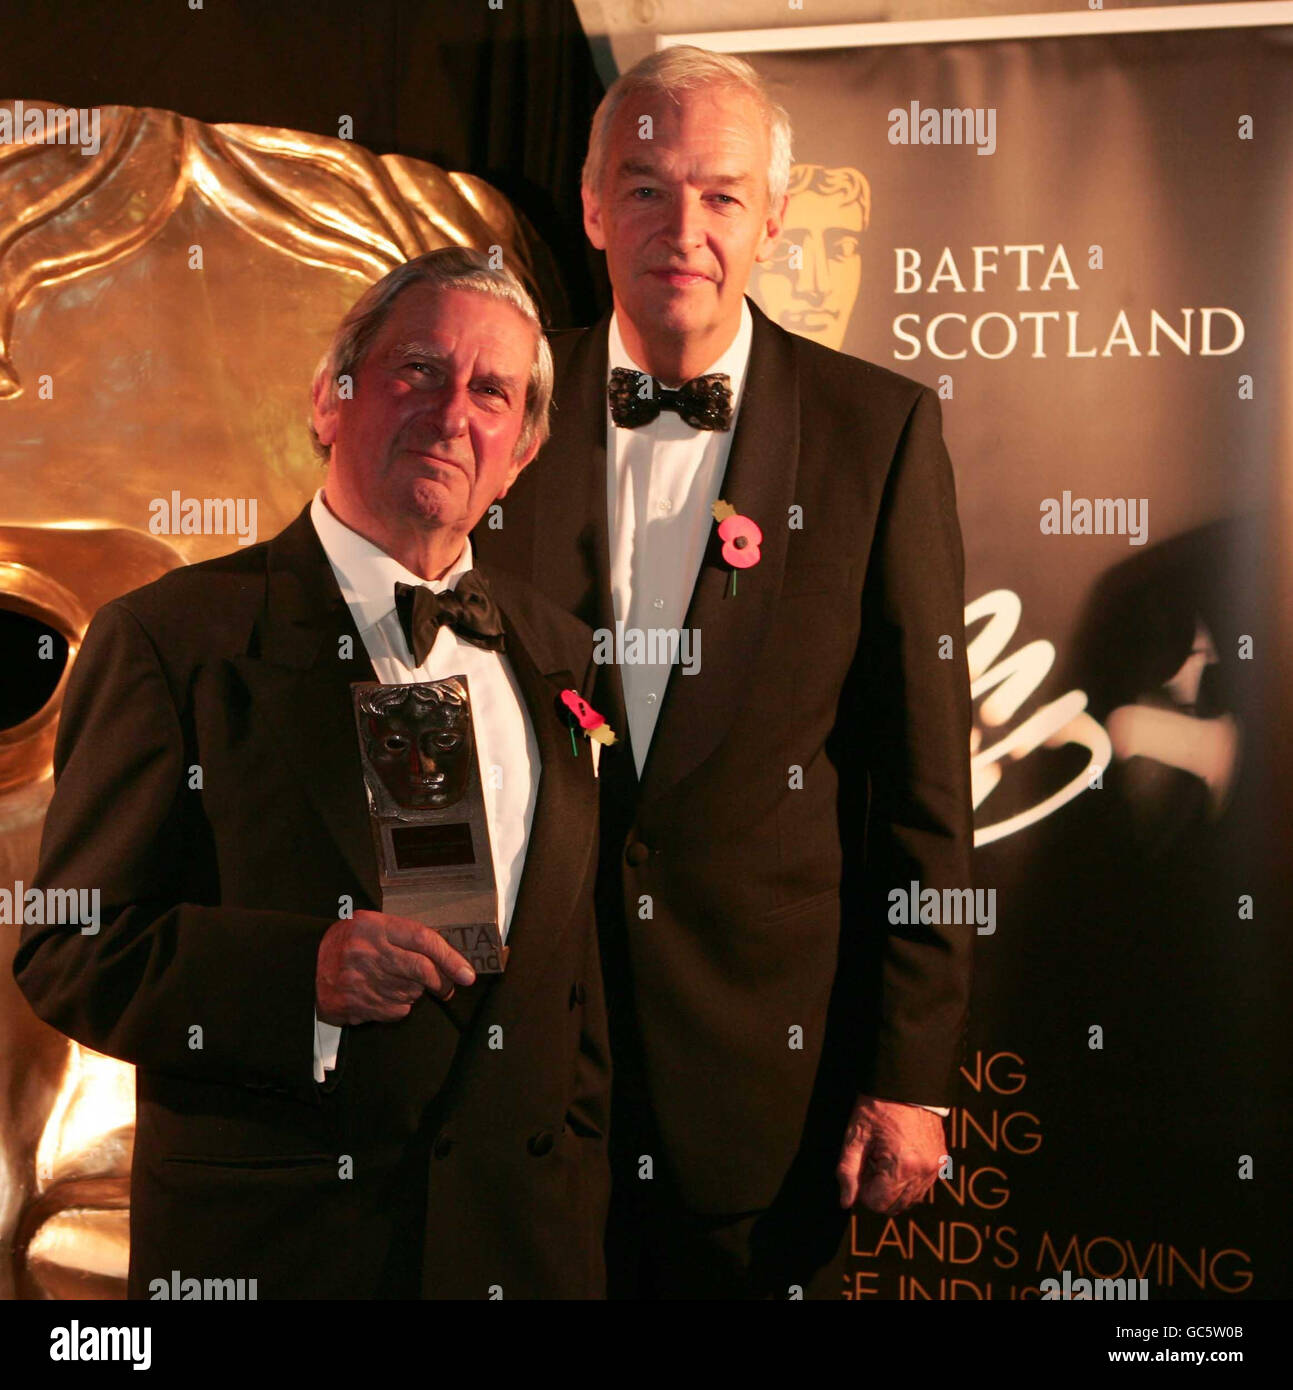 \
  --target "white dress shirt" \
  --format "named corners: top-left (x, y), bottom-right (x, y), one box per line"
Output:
top-left (603, 304), bottom-right (948, 1119)
top-left (606, 298), bottom-right (753, 773)
top-left (309, 488), bottom-right (539, 1080)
